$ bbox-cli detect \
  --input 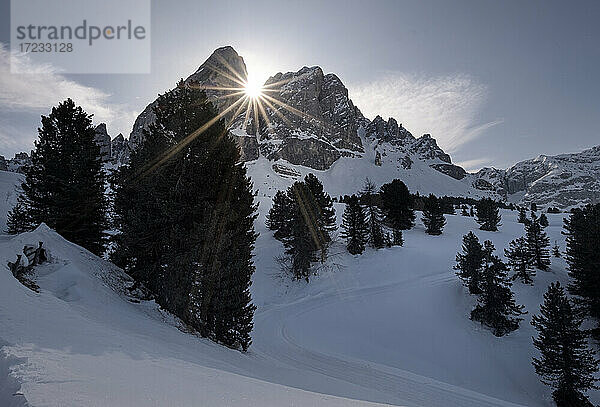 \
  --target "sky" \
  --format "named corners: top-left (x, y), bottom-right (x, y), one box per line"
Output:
top-left (1, 0), bottom-right (599, 171)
